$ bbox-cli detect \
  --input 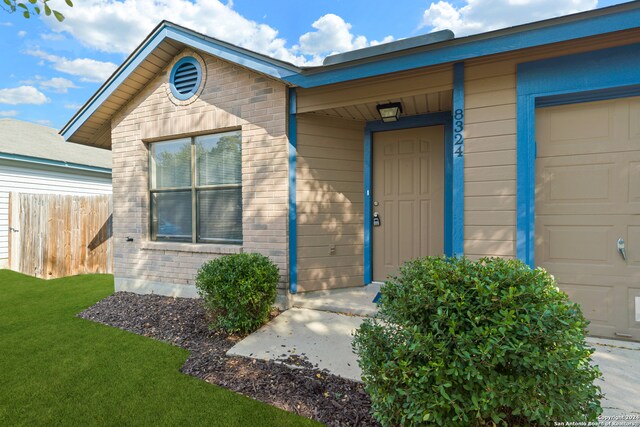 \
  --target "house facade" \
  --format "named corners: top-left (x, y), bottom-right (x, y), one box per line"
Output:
top-left (63, 3), bottom-right (640, 340)
top-left (0, 119), bottom-right (111, 269)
